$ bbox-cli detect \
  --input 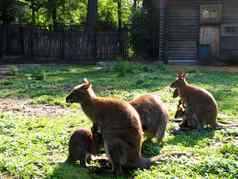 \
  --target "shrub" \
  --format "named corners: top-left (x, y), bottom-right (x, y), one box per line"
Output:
top-left (113, 60), bottom-right (133, 77)
top-left (8, 65), bottom-right (18, 76)
top-left (20, 67), bottom-right (46, 81)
